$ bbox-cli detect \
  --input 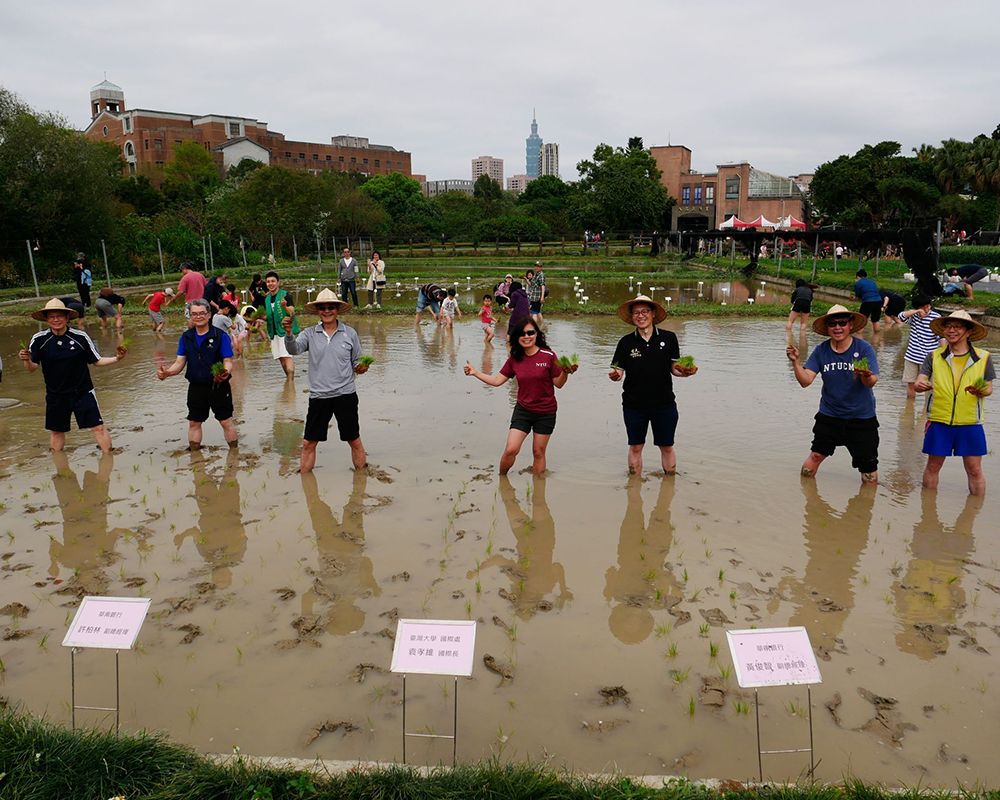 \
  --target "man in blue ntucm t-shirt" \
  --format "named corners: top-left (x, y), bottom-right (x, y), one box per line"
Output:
top-left (786, 304), bottom-right (880, 484)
